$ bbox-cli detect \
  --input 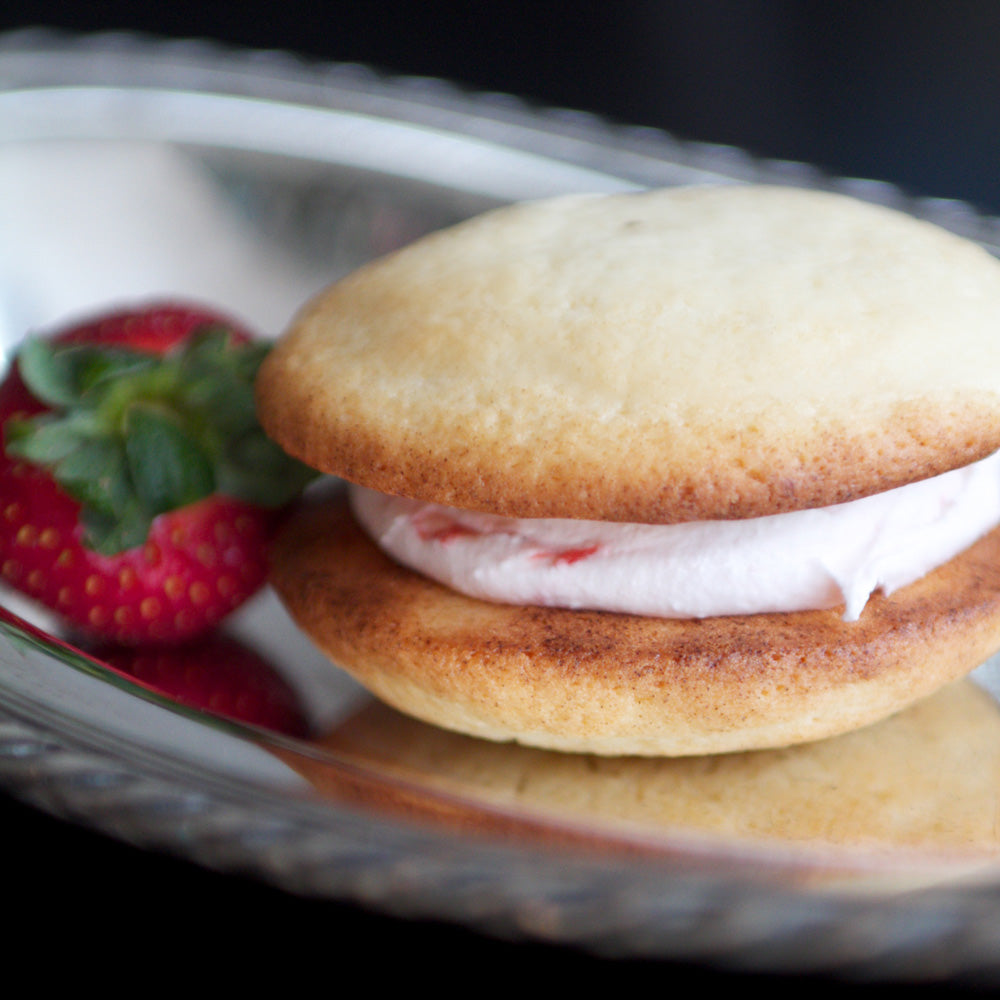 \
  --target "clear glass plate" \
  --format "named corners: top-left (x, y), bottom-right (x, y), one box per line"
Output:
top-left (3, 28), bottom-right (1000, 980)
